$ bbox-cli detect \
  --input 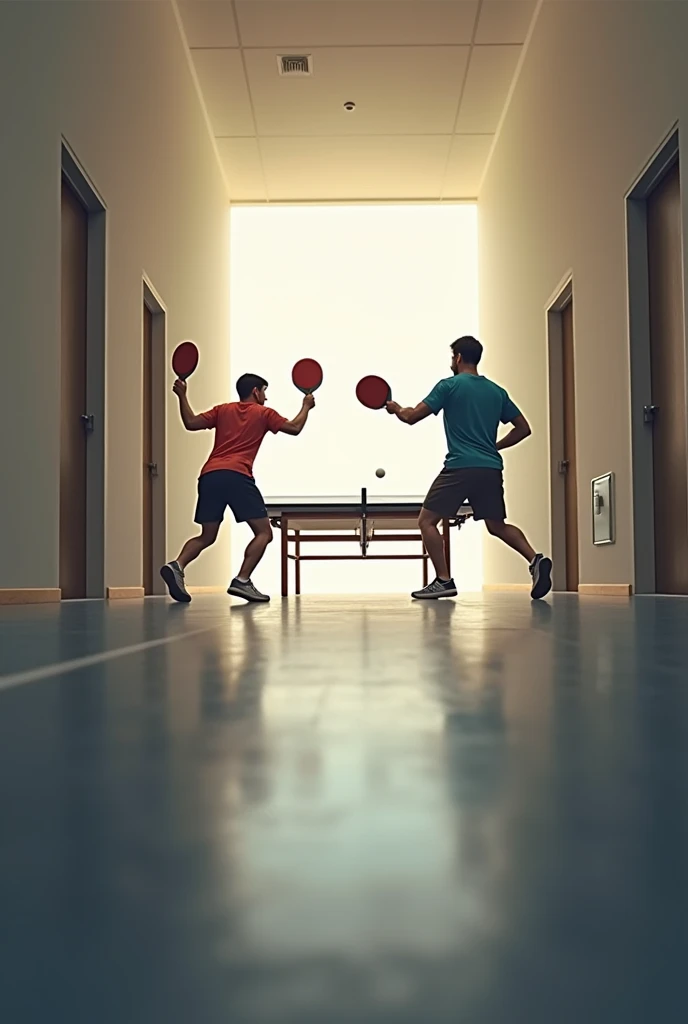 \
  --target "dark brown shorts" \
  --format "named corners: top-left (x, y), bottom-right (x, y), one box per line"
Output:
top-left (423, 468), bottom-right (506, 522)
